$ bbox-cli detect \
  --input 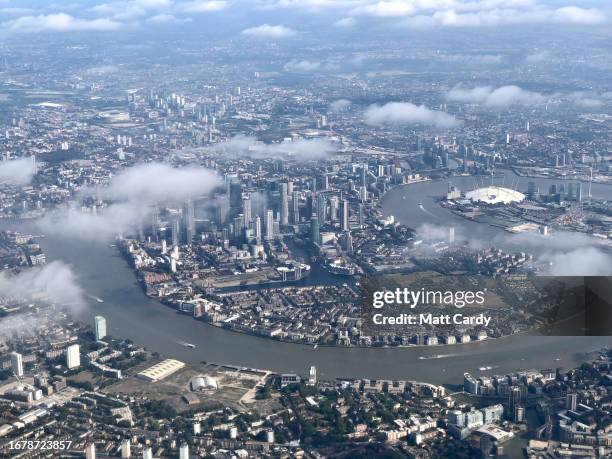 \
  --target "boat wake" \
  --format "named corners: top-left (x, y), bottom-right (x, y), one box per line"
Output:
top-left (418, 353), bottom-right (455, 360)
top-left (418, 203), bottom-right (438, 218)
